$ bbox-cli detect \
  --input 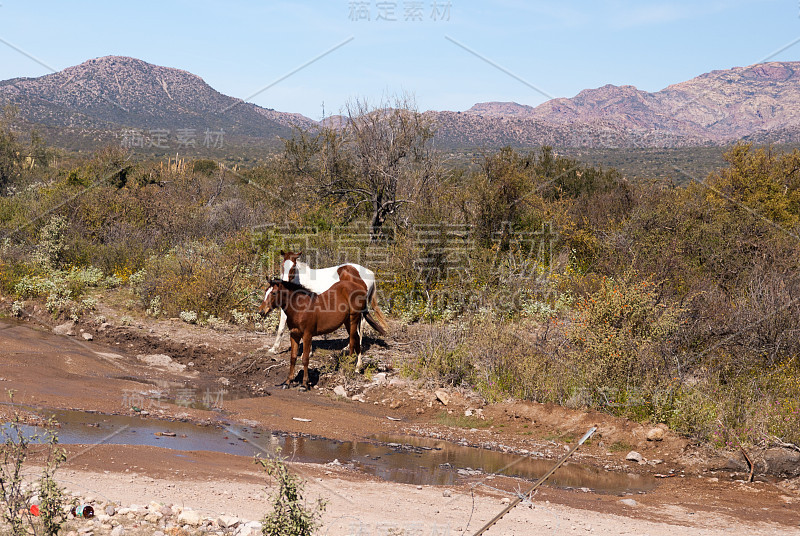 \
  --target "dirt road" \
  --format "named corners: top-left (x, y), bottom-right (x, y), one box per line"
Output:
top-left (1, 316), bottom-right (799, 535)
